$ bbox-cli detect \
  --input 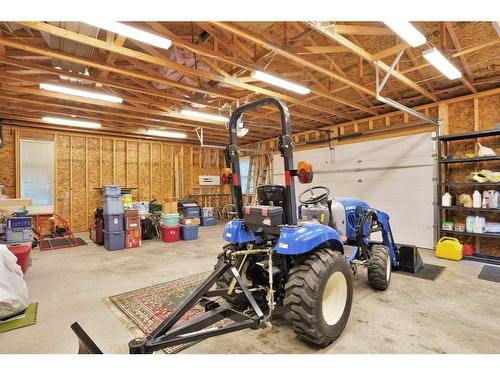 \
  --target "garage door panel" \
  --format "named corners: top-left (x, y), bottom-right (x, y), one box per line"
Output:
top-left (273, 132), bottom-right (435, 248)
